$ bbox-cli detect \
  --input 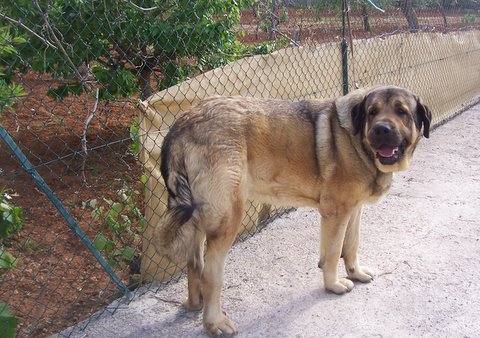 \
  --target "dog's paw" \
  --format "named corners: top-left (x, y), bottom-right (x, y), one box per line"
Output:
top-left (204, 315), bottom-right (237, 337)
top-left (348, 266), bottom-right (374, 283)
top-left (325, 278), bottom-right (354, 294)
